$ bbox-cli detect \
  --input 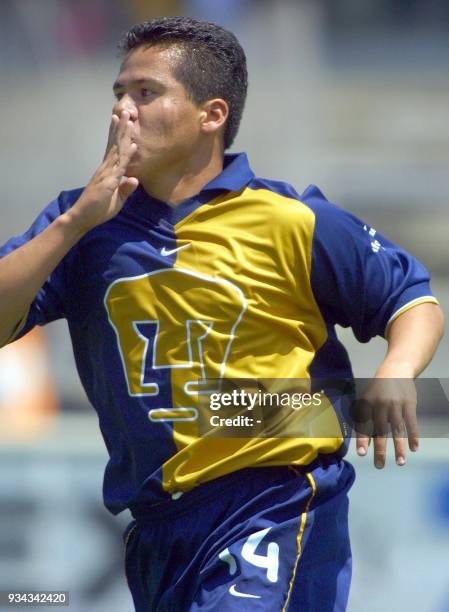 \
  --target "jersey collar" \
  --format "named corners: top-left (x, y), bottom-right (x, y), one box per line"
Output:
top-left (128, 152), bottom-right (255, 225)
top-left (201, 152), bottom-right (255, 193)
